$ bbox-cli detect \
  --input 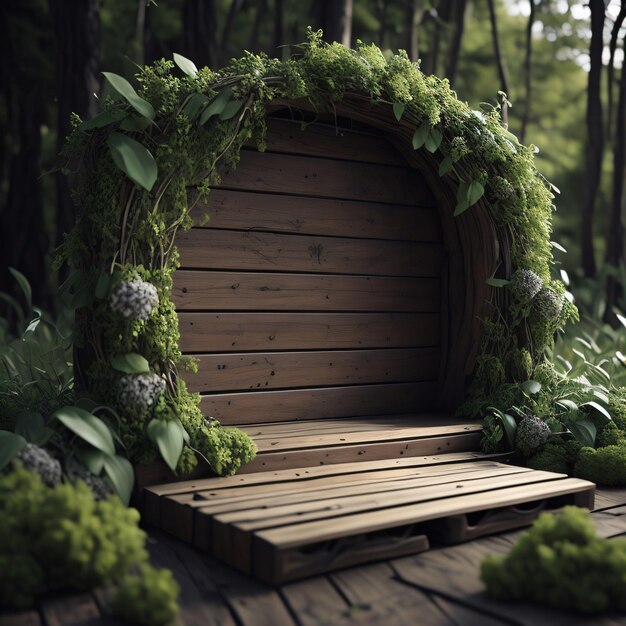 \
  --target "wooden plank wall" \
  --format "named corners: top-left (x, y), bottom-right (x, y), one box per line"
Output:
top-left (174, 117), bottom-right (444, 425)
